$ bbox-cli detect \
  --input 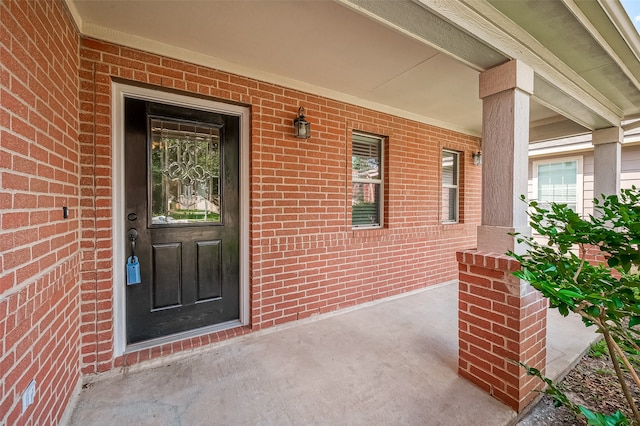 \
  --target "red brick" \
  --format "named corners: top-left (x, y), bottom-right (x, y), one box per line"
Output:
top-left (469, 305), bottom-right (507, 325)
top-left (460, 272), bottom-right (491, 287)
top-left (470, 265), bottom-right (506, 279)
